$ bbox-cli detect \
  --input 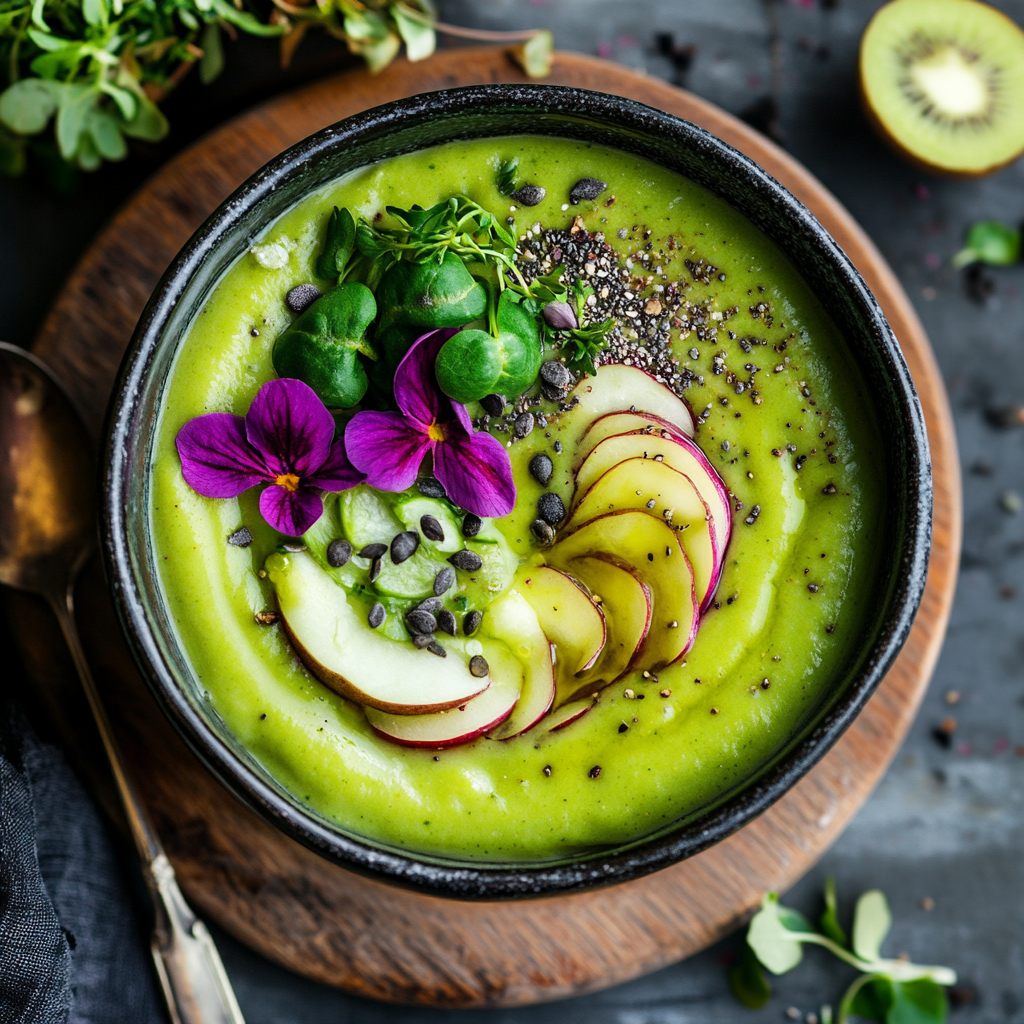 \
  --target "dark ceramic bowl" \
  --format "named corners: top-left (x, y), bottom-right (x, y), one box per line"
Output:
top-left (102, 85), bottom-right (931, 900)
